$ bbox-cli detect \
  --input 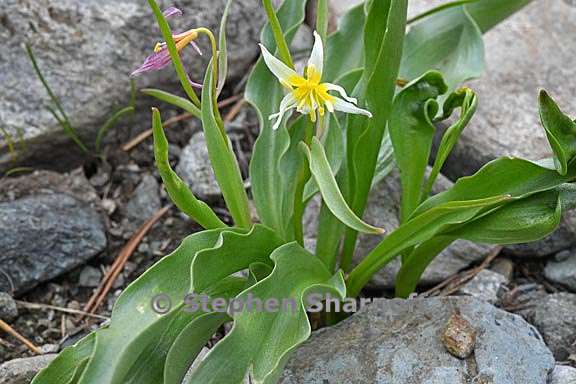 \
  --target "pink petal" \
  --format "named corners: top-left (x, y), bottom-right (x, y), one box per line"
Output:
top-left (130, 49), bottom-right (172, 77)
top-left (162, 7), bottom-right (182, 18)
